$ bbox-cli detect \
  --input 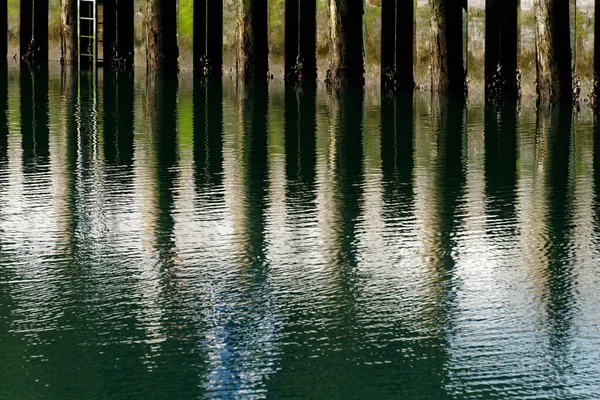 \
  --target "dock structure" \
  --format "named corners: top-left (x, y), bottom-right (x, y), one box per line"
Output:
top-left (0, 0), bottom-right (584, 104)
